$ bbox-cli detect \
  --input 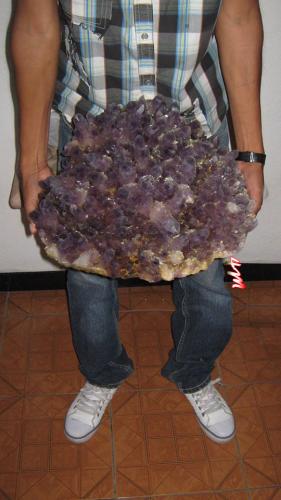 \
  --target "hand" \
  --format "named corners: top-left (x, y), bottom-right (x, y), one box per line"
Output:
top-left (20, 165), bottom-right (53, 235)
top-left (237, 161), bottom-right (264, 216)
